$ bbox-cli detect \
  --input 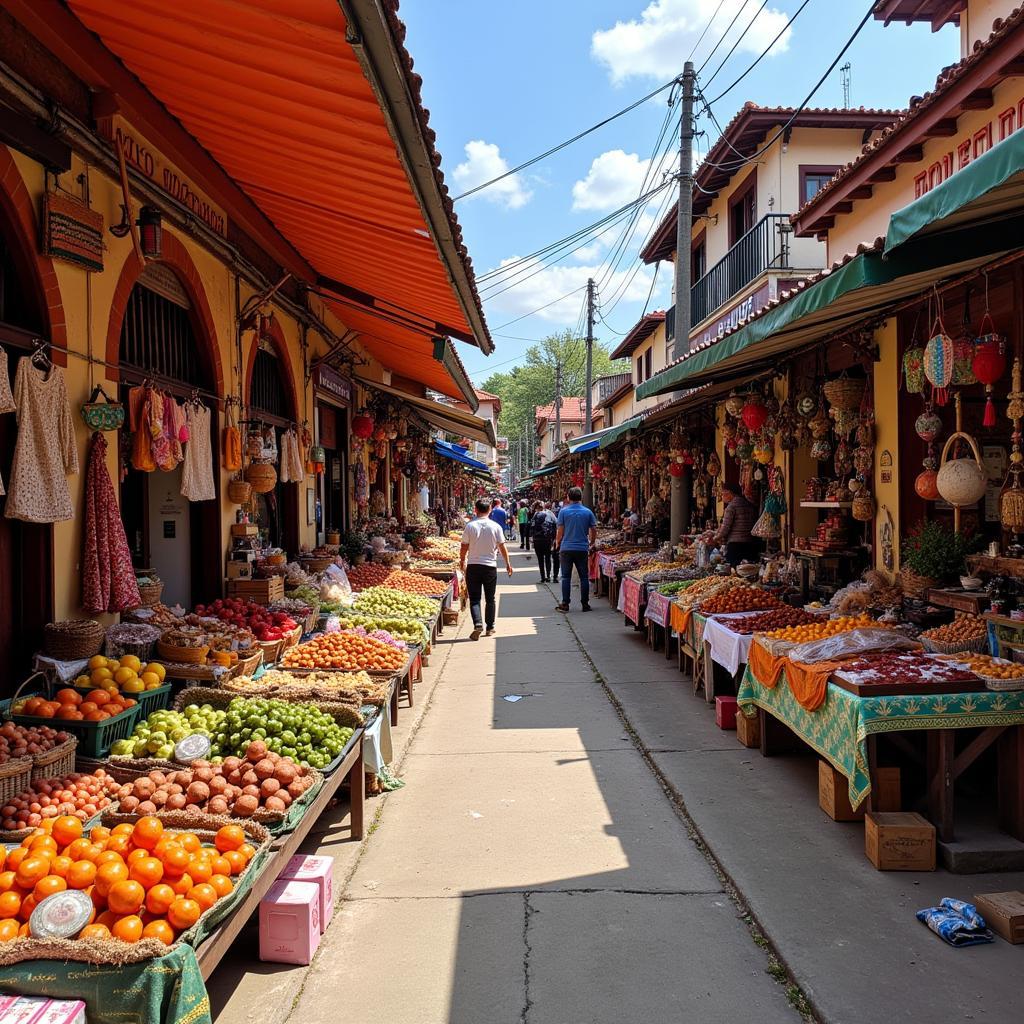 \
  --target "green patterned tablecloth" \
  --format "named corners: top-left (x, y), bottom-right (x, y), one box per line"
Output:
top-left (737, 664), bottom-right (1024, 808)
